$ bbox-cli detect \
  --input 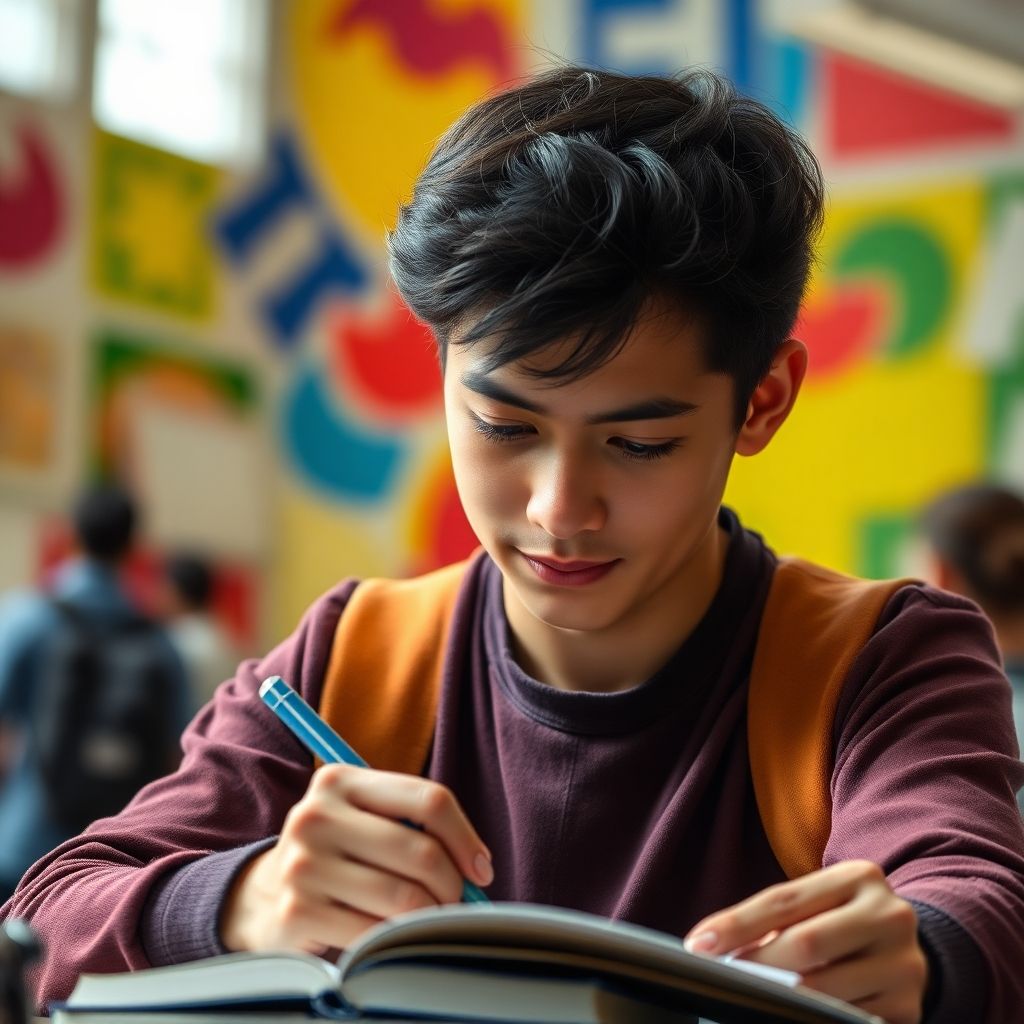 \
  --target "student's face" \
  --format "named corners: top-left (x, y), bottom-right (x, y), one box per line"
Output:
top-left (443, 303), bottom-right (746, 639)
